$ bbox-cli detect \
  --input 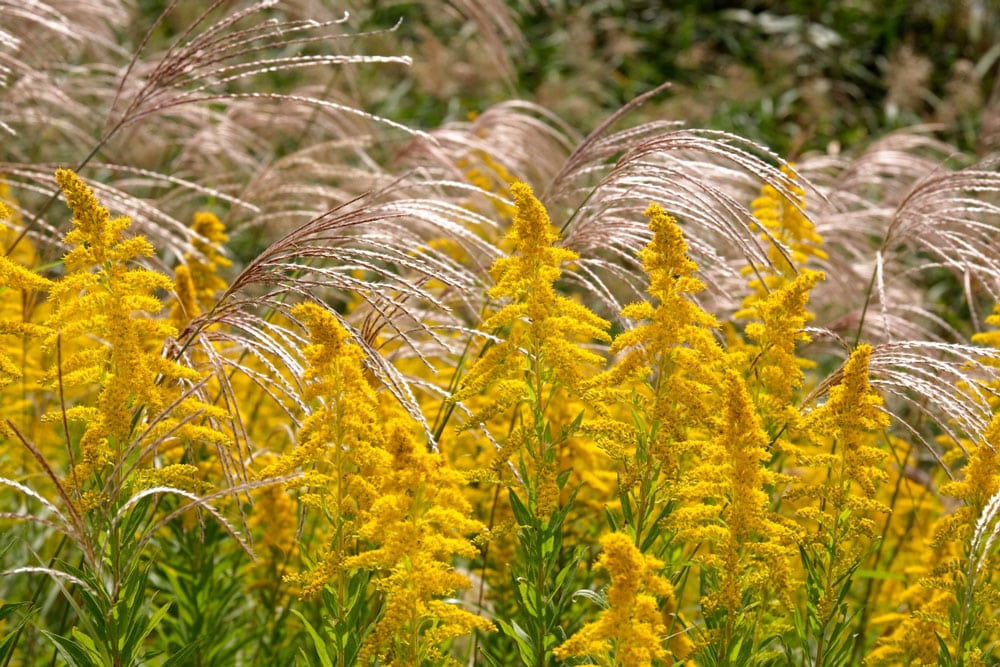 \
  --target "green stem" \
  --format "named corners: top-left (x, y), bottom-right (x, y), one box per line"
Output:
top-left (533, 517), bottom-right (547, 667)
